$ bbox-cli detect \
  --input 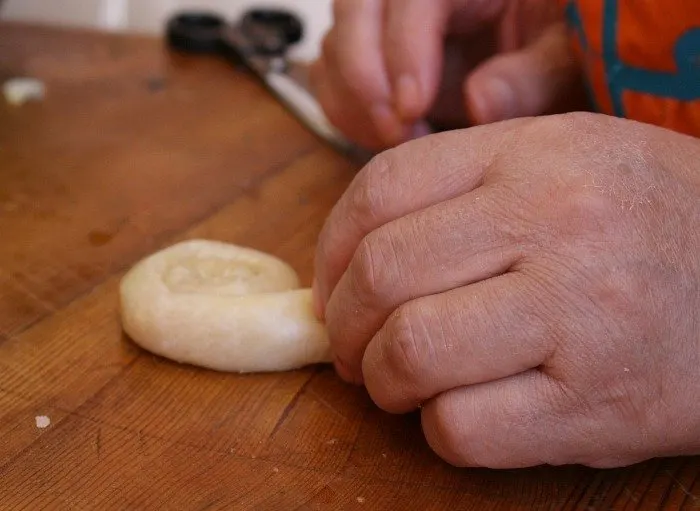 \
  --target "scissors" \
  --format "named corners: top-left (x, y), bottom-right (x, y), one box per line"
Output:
top-left (165, 8), bottom-right (356, 155)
